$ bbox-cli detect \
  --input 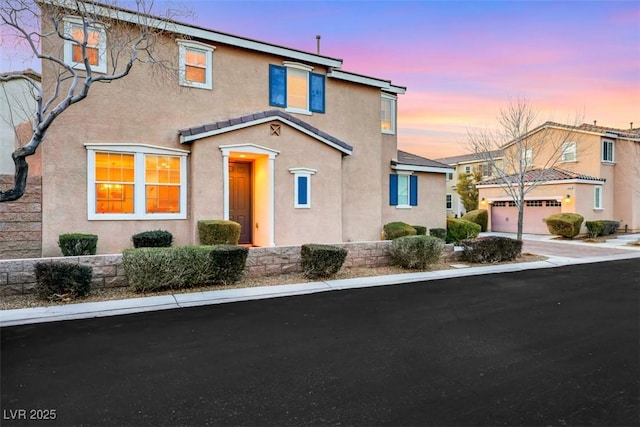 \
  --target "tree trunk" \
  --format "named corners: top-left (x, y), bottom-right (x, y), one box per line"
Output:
top-left (0, 142), bottom-right (39, 202)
